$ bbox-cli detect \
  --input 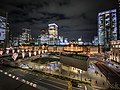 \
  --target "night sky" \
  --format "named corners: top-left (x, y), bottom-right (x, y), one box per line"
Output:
top-left (0, 0), bottom-right (117, 42)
